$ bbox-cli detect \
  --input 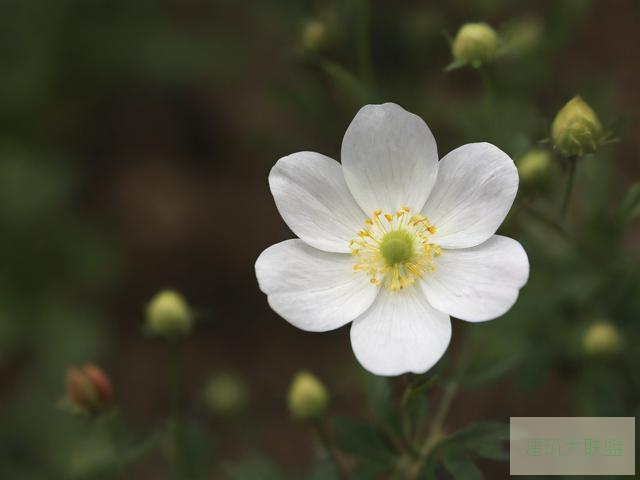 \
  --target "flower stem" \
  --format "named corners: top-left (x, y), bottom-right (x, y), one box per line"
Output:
top-left (406, 381), bottom-right (458, 479)
top-left (169, 339), bottom-right (182, 415)
top-left (480, 67), bottom-right (495, 141)
top-left (354, 0), bottom-right (373, 85)
top-left (313, 420), bottom-right (350, 480)
top-left (561, 155), bottom-right (578, 222)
